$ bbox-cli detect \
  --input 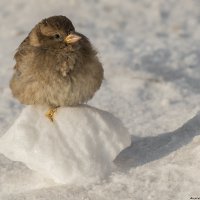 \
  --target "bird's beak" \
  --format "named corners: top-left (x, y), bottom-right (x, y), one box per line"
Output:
top-left (64, 33), bottom-right (82, 44)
